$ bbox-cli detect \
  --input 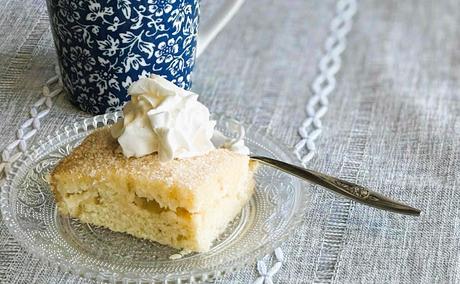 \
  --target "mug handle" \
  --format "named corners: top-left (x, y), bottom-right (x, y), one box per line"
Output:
top-left (196, 0), bottom-right (246, 57)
